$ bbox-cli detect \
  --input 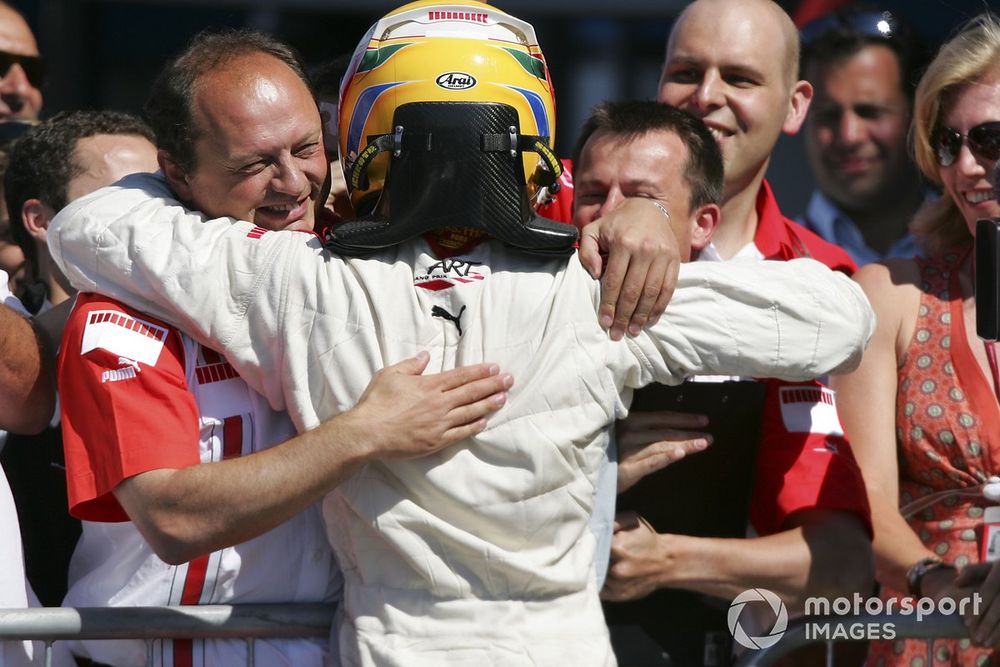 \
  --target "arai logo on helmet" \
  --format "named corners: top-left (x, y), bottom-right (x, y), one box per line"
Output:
top-left (436, 72), bottom-right (477, 90)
